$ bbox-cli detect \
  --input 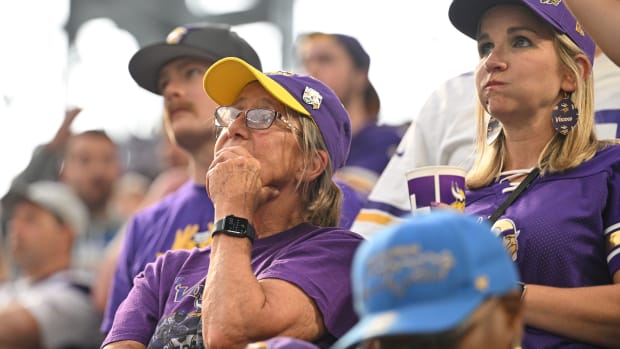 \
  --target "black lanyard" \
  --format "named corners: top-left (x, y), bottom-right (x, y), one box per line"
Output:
top-left (487, 167), bottom-right (540, 224)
